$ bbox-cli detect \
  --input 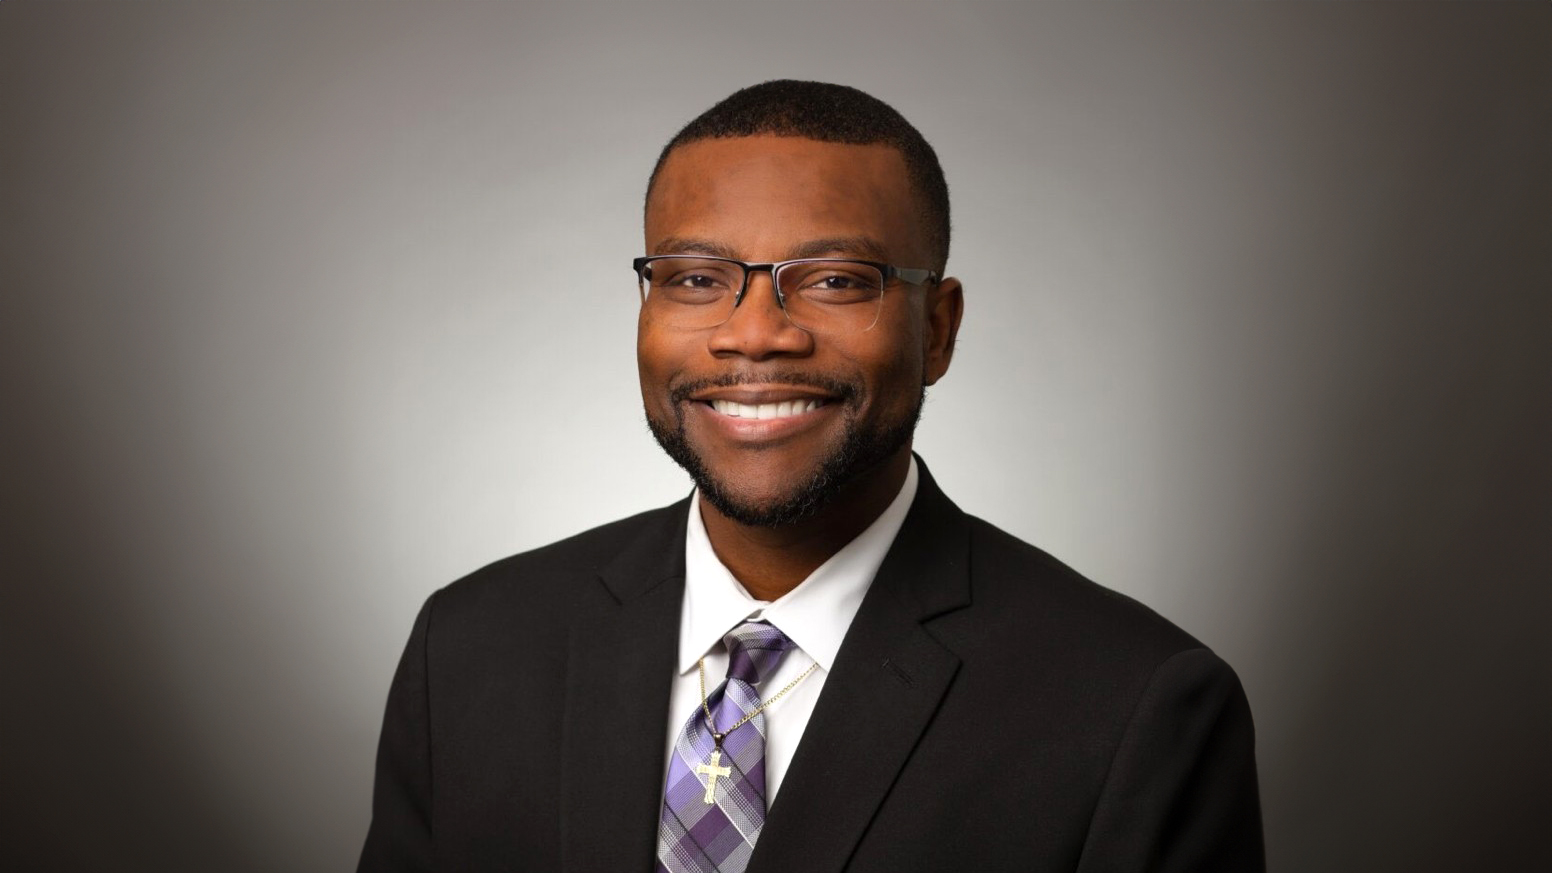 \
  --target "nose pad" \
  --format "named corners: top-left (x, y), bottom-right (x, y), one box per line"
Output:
top-left (728, 271), bottom-right (791, 325)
